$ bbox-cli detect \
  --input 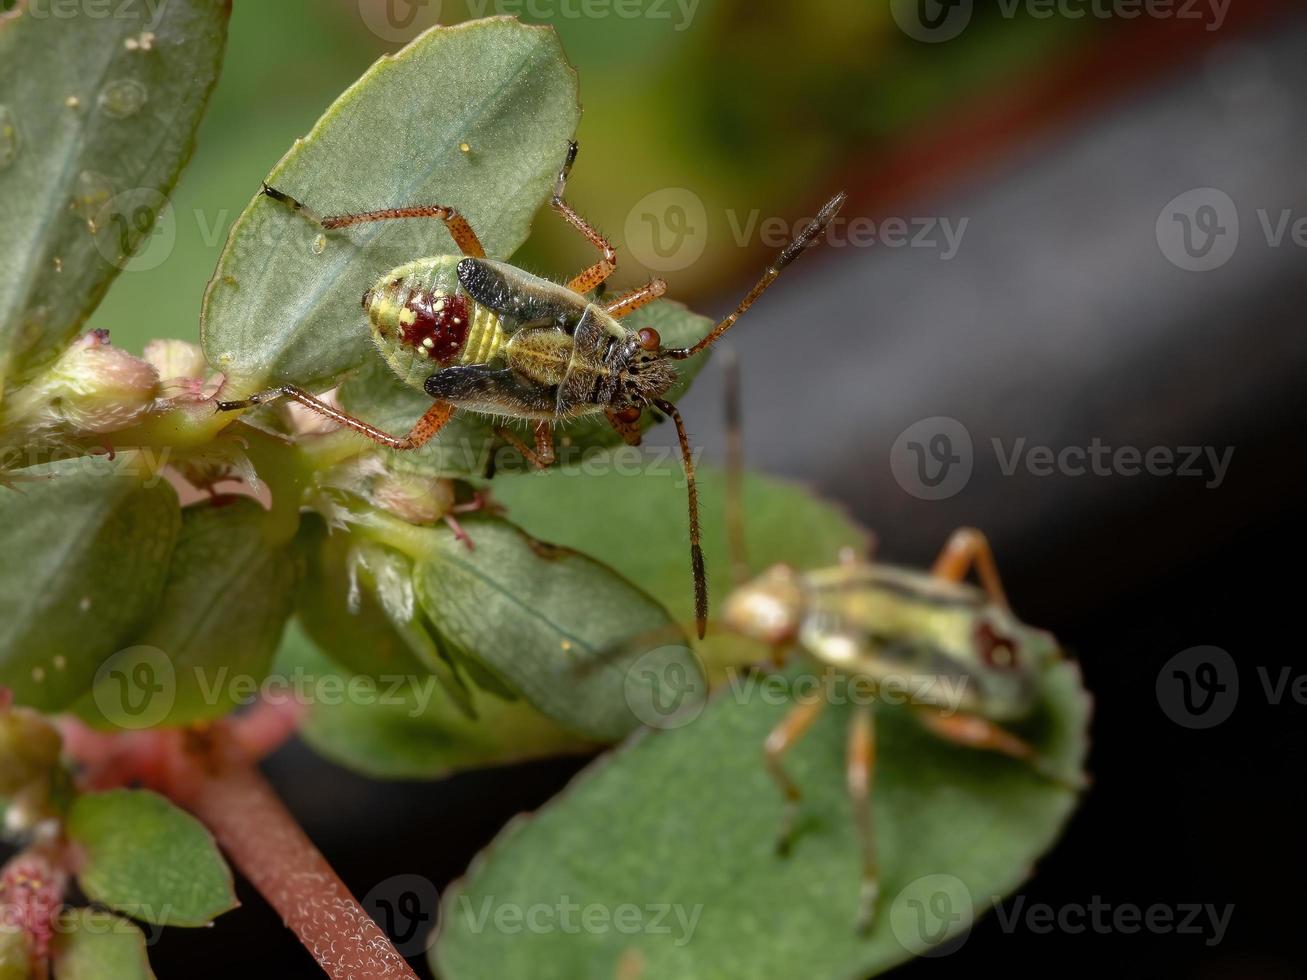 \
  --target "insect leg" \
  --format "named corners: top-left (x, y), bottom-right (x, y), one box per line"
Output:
top-left (216, 385), bottom-right (454, 450)
top-left (653, 398), bottom-right (707, 639)
top-left (664, 191), bottom-right (847, 360)
top-left (260, 183), bottom-right (486, 257)
top-left (494, 421), bottom-right (556, 470)
top-left (914, 708), bottom-right (1081, 789)
top-left (930, 527), bottom-right (1010, 609)
top-left (603, 278), bottom-right (667, 318)
top-left (551, 142), bottom-right (618, 293)
top-left (764, 693), bottom-right (826, 855)
top-left (847, 703), bottom-right (879, 934)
